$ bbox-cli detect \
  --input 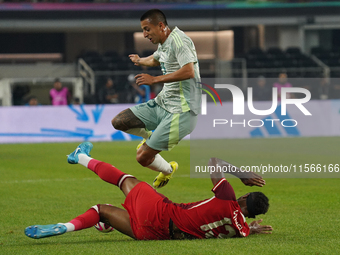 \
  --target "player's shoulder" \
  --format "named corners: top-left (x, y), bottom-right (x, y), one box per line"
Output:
top-left (169, 27), bottom-right (192, 47)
